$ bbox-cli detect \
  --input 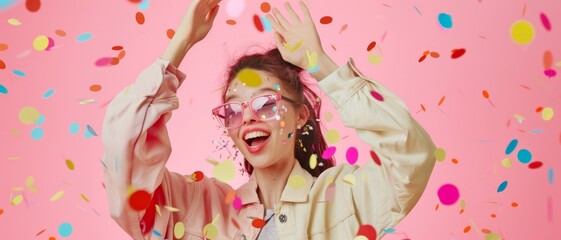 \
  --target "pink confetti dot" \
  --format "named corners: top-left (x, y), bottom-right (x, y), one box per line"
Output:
top-left (437, 183), bottom-right (459, 205)
top-left (544, 69), bottom-right (556, 78)
top-left (540, 12), bottom-right (551, 31)
top-left (322, 146), bottom-right (336, 159)
top-left (232, 196), bottom-right (242, 210)
top-left (370, 90), bottom-right (384, 101)
top-left (346, 147), bottom-right (358, 165)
